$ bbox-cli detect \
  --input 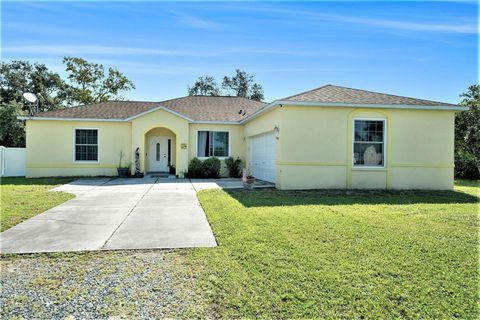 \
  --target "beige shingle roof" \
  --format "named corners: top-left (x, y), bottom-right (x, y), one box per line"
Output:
top-left (280, 85), bottom-right (457, 106)
top-left (34, 85), bottom-right (457, 121)
top-left (35, 96), bottom-right (265, 121)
